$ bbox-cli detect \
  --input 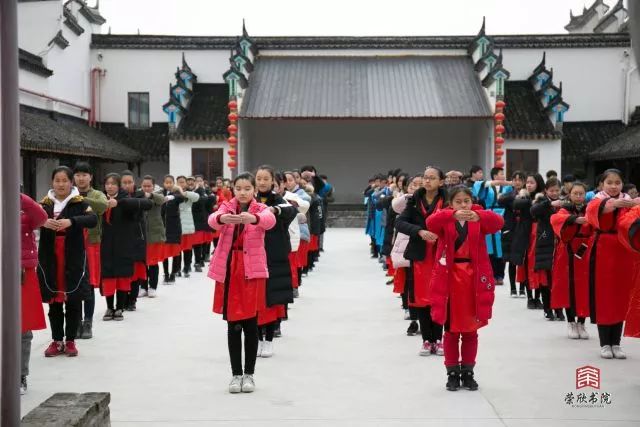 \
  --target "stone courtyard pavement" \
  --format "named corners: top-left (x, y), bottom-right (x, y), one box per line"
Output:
top-left (21, 229), bottom-right (640, 426)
